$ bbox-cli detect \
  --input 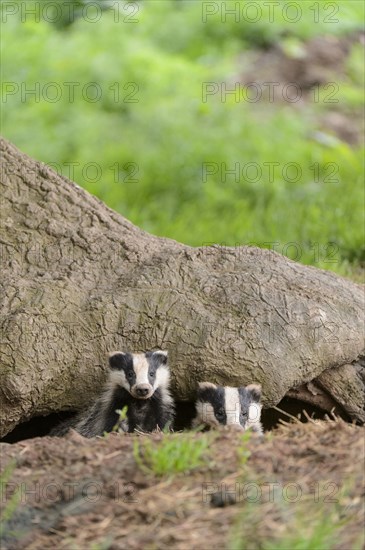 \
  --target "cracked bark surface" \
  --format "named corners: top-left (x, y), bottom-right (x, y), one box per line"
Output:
top-left (0, 138), bottom-right (364, 437)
